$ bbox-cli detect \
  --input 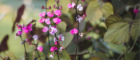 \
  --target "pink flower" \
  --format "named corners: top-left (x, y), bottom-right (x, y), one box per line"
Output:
top-left (58, 34), bottom-right (64, 41)
top-left (32, 35), bottom-right (38, 40)
top-left (68, 3), bottom-right (72, 9)
top-left (16, 31), bottom-right (22, 36)
top-left (39, 12), bottom-right (46, 17)
top-left (70, 28), bottom-right (78, 35)
top-left (45, 18), bottom-right (51, 25)
top-left (47, 11), bottom-right (54, 18)
top-left (42, 26), bottom-right (48, 32)
top-left (82, 0), bottom-right (84, 1)
top-left (72, 2), bottom-right (76, 8)
top-left (53, 17), bottom-right (61, 24)
top-left (54, 10), bottom-right (61, 16)
top-left (54, 41), bottom-right (57, 45)
top-left (22, 24), bottom-right (32, 33)
top-left (77, 4), bottom-right (83, 11)
top-left (39, 18), bottom-right (45, 23)
top-left (68, 2), bottom-right (75, 9)
top-left (133, 9), bottom-right (139, 14)
top-left (22, 27), bottom-right (29, 33)
top-left (37, 46), bottom-right (43, 52)
top-left (49, 27), bottom-right (58, 35)
top-left (50, 46), bottom-right (57, 52)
